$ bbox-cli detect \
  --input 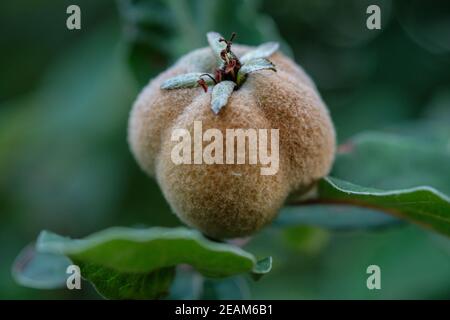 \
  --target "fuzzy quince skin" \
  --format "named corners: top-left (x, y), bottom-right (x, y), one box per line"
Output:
top-left (128, 44), bottom-right (336, 239)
